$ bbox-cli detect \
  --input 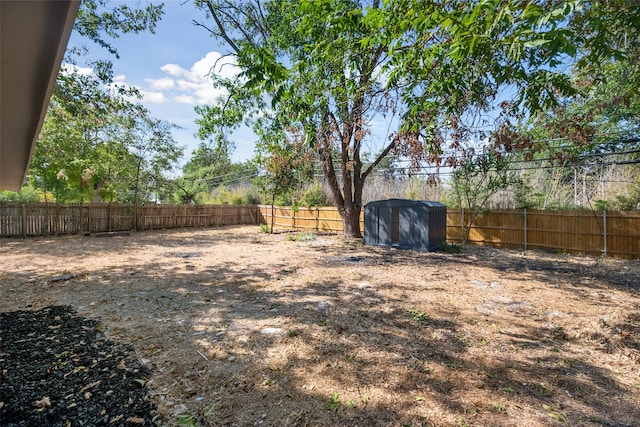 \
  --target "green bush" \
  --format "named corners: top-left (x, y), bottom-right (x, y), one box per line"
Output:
top-left (594, 199), bottom-right (611, 211)
top-left (205, 185), bottom-right (262, 205)
top-left (300, 183), bottom-right (329, 207)
top-left (613, 194), bottom-right (639, 211)
top-left (0, 183), bottom-right (47, 202)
